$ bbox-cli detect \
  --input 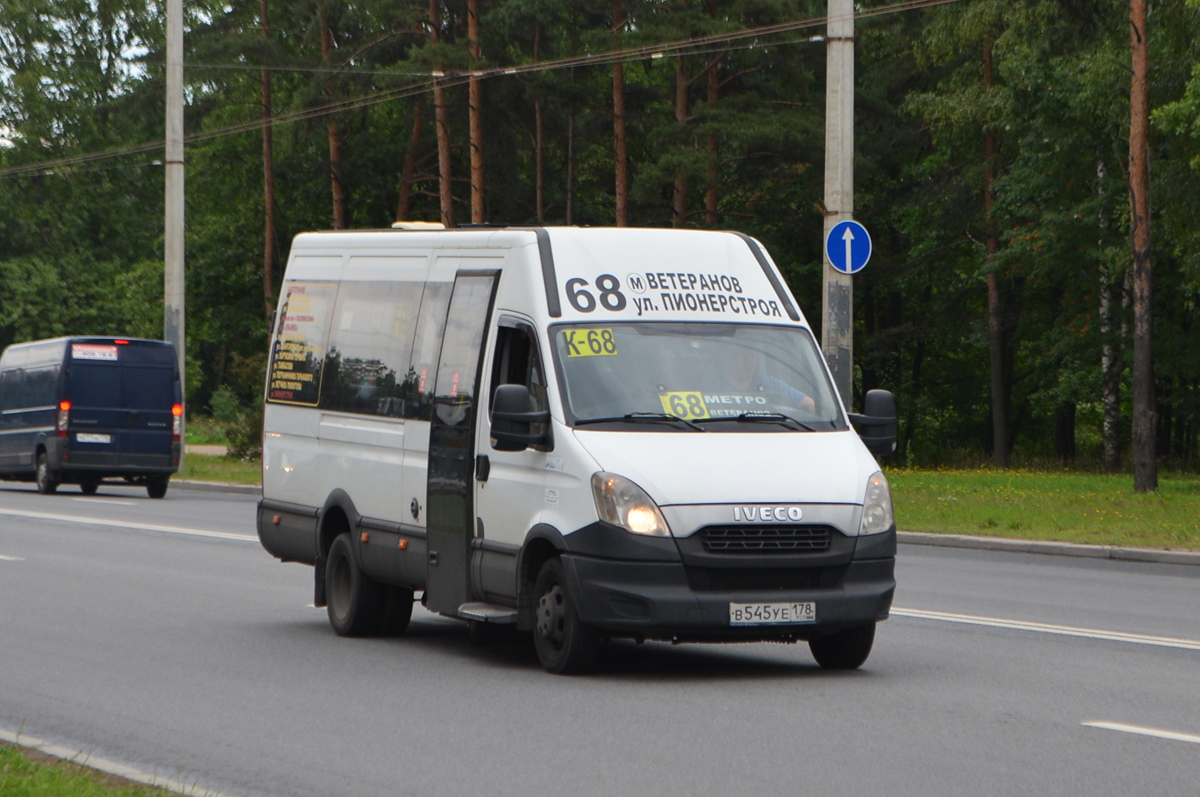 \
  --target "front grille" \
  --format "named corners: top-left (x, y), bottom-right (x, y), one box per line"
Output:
top-left (700, 525), bottom-right (833, 554)
top-left (685, 566), bottom-right (845, 592)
